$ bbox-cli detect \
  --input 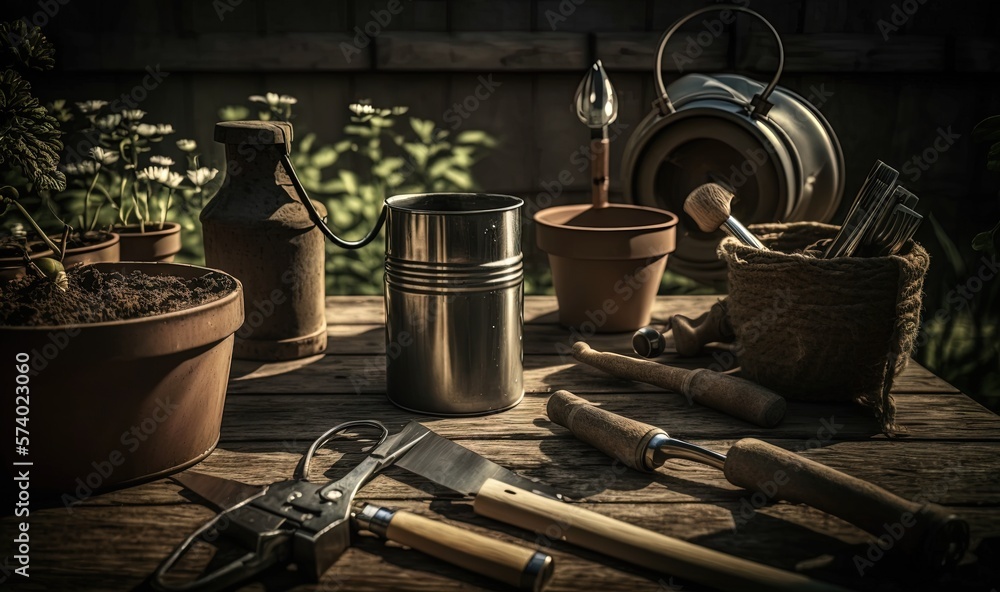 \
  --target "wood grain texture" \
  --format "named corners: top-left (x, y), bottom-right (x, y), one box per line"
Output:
top-left (11, 296), bottom-right (999, 592)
